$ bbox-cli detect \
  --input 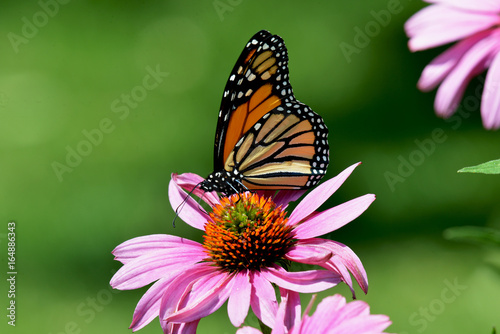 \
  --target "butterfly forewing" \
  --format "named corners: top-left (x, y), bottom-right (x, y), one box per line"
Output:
top-left (214, 30), bottom-right (290, 170)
